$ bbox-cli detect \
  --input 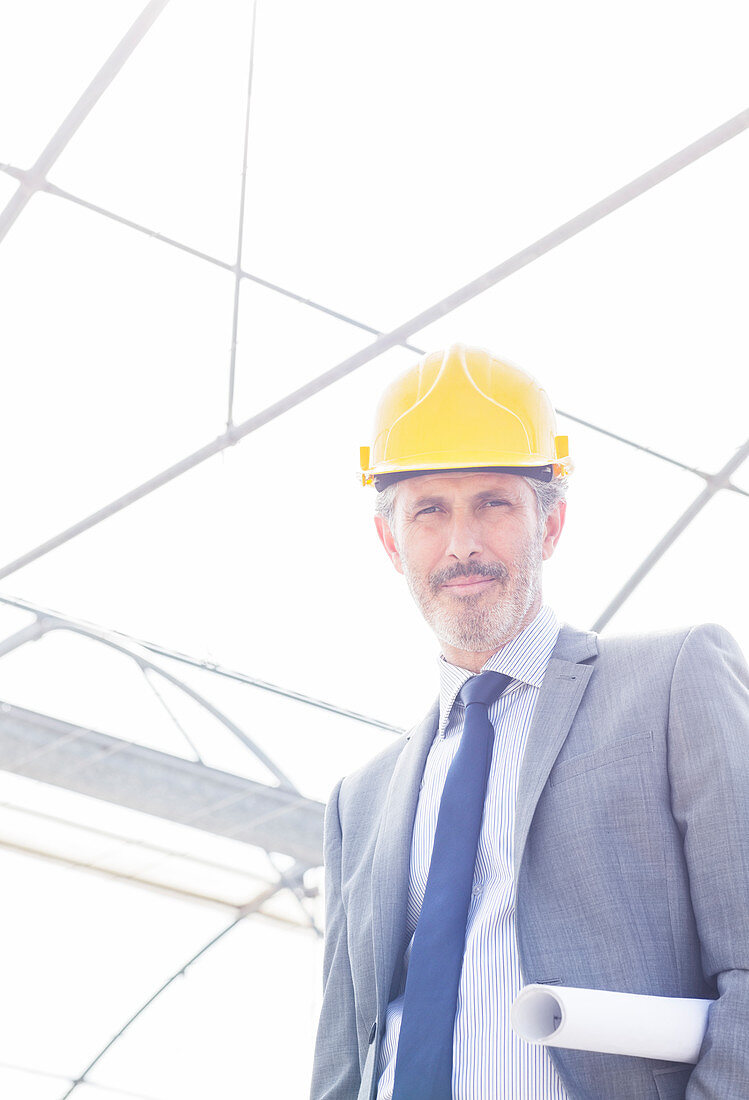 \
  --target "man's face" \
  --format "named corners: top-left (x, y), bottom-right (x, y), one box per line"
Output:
top-left (375, 471), bottom-right (564, 658)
